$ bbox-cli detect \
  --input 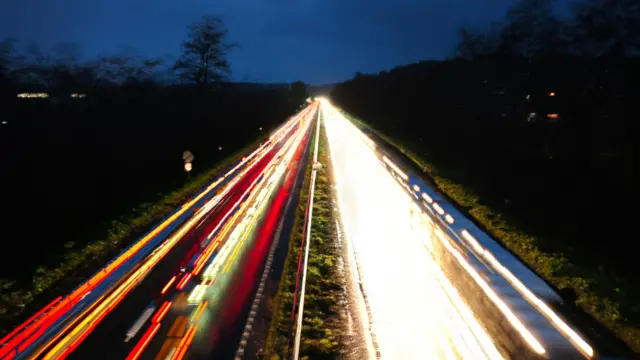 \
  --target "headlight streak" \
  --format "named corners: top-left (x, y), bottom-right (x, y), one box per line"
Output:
top-left (432, 202), bottom-right (445, 215)
top-left (459, 231), bottom-right (594, 358)
top-left (322, 101), bottom-right (595, 359)
top-left (434, 228), bottom-right (546, 355)
top-left (382, 156), bottom-right (409, 181)
top-left (323, 103), bottom-right (503, 359)
top-left (137, 108), bottom-right (317, 360)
